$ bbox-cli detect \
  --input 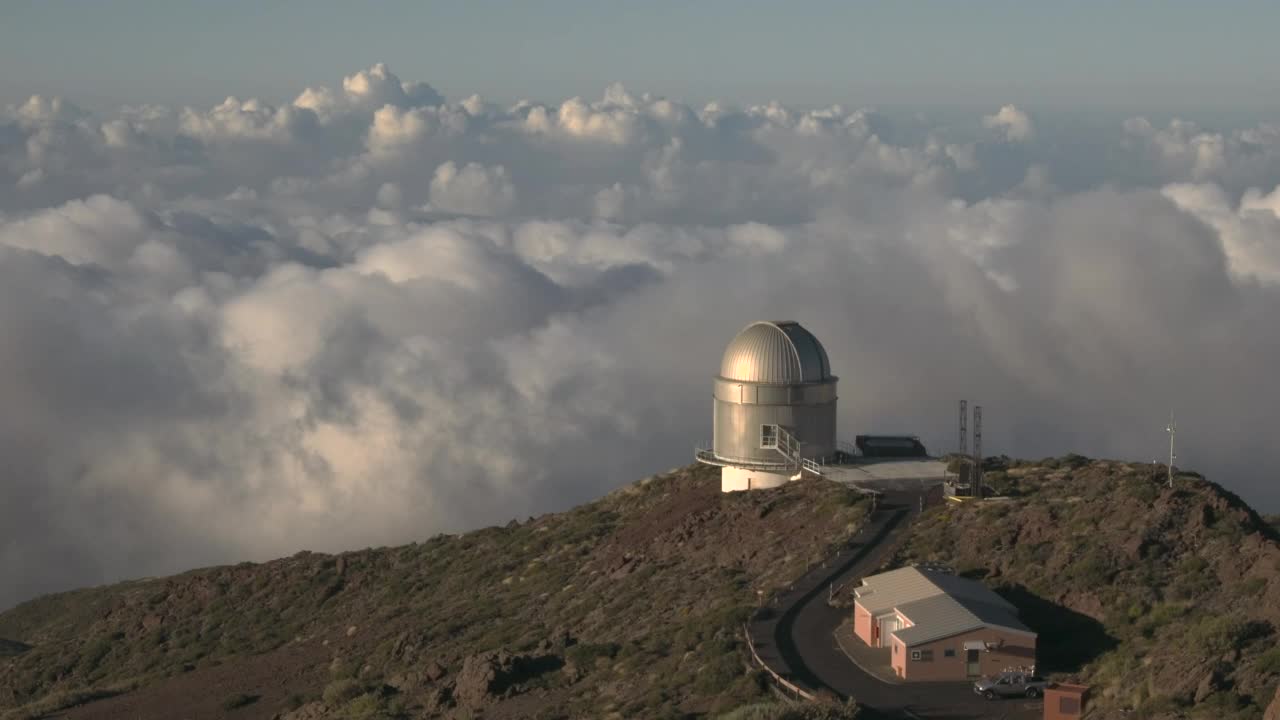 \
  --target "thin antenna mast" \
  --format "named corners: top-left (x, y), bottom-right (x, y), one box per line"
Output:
top-left (1166, 414), bottom-right (1176, 488)
top-left (959, 400), bottom-right (968, 456)
top-left (973, 405), bottom-right (983, 500)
